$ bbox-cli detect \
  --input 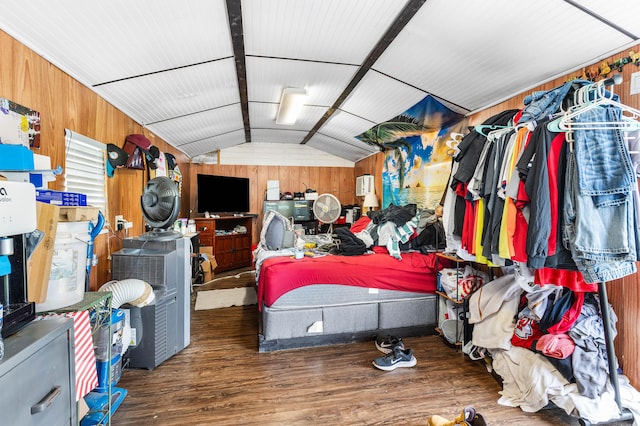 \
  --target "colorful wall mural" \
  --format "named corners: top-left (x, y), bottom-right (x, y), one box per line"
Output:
top-left (357, 95), bottom-right (468, 210)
